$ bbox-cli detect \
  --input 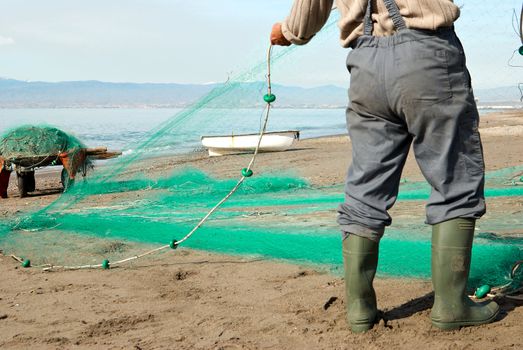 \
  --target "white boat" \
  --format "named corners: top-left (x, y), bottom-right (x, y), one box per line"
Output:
top-left (201, 130), bottom-right (300, 157)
